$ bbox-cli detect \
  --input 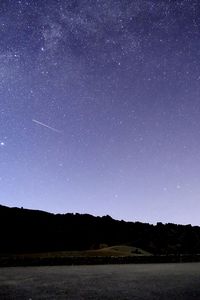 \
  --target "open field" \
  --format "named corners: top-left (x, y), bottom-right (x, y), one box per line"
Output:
top-left (0, 263), bottom-right (200, 299)
top-left (1, 249), bottom-right (200, 267)
top-left (0, 245), bottom-right (152, 267)
top-left (0, 245), bottom-right (151, 260)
